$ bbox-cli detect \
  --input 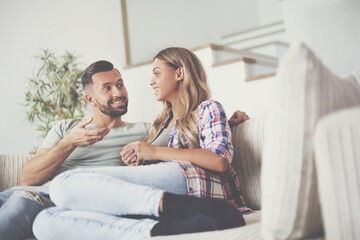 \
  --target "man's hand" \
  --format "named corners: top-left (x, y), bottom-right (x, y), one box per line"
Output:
top-left (120, 141), bottom-right (157, 166)
top-left (64, 117), bottom-right (110, 147)
top-left (20, 117), bottom-right (110, 186)
top-left (228, 110), bottom-right (250, 127)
